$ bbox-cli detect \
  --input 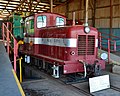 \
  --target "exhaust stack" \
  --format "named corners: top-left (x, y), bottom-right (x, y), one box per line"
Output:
top-left (84, 0), bottom-right (89, 26)
top-left (50, 0), bottom-right (53, 12)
